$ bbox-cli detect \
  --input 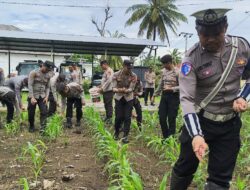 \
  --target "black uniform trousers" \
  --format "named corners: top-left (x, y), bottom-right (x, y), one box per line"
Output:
top-left (48, 92), bottom-right (57, 117)
top-left (158, 91), bottom-right (179, 138)
top-left (1, 91), bottom-right (15, 123)
top-left (103, 91), bottom-right (113, 119)
top-left (173, 115), bottom-right (241, 188)
top-left (114, 97), bottom-right (133, 136)
top-left (133, 97), bottom-right (142, 127)
top-left (144, 88), bottom-right (154, 103)
top-left (66, 97), bottom-right (82, 122)
top-left (28, 97), bottom-right (47, 129)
